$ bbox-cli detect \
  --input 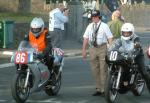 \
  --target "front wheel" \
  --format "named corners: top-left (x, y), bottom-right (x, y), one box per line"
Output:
top-left (11, 73), bottom-right (30, 103)
top-left (131, 73), bottom-right (145, 96)
top-left (105, 66), bottom-right (118, 103)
